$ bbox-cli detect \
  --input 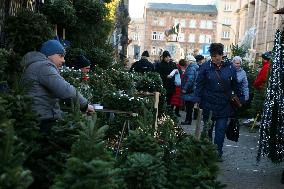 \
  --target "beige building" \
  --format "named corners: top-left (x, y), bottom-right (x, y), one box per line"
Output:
top-left (127, 18), bottom-right (145, 64)
top-left (143, 3), bottom-right (218, 61)
top-left (235, 0), bottom-right (284, 56)
top-left (215, 0), bottom-right (239, 53)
